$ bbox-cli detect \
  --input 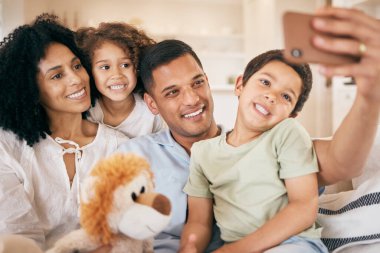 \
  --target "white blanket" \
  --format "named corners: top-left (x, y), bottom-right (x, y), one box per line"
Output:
top-left (318, 172), bottom-right (380, 253)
